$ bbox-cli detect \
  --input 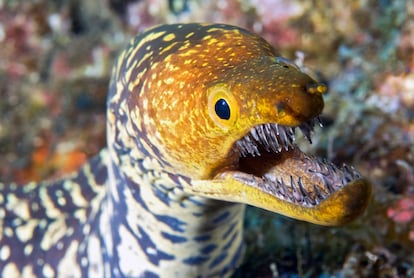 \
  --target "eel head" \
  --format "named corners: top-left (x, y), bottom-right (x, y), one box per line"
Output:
top-left (123, 24), bottom-right (371, 226)
top-left (188, 56), bottom-right (371, 225)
